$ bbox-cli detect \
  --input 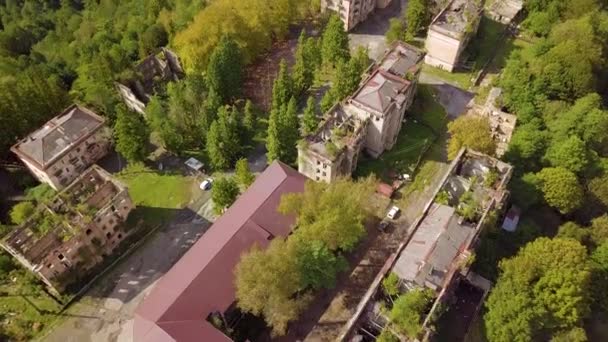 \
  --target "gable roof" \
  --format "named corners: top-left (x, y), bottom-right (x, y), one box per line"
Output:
top-left (11, 105), bottom-right (105, 170)
top-left (351, 69), bottom-right (410, 115)
top-left (134, 161), bottom-right (307, 342)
